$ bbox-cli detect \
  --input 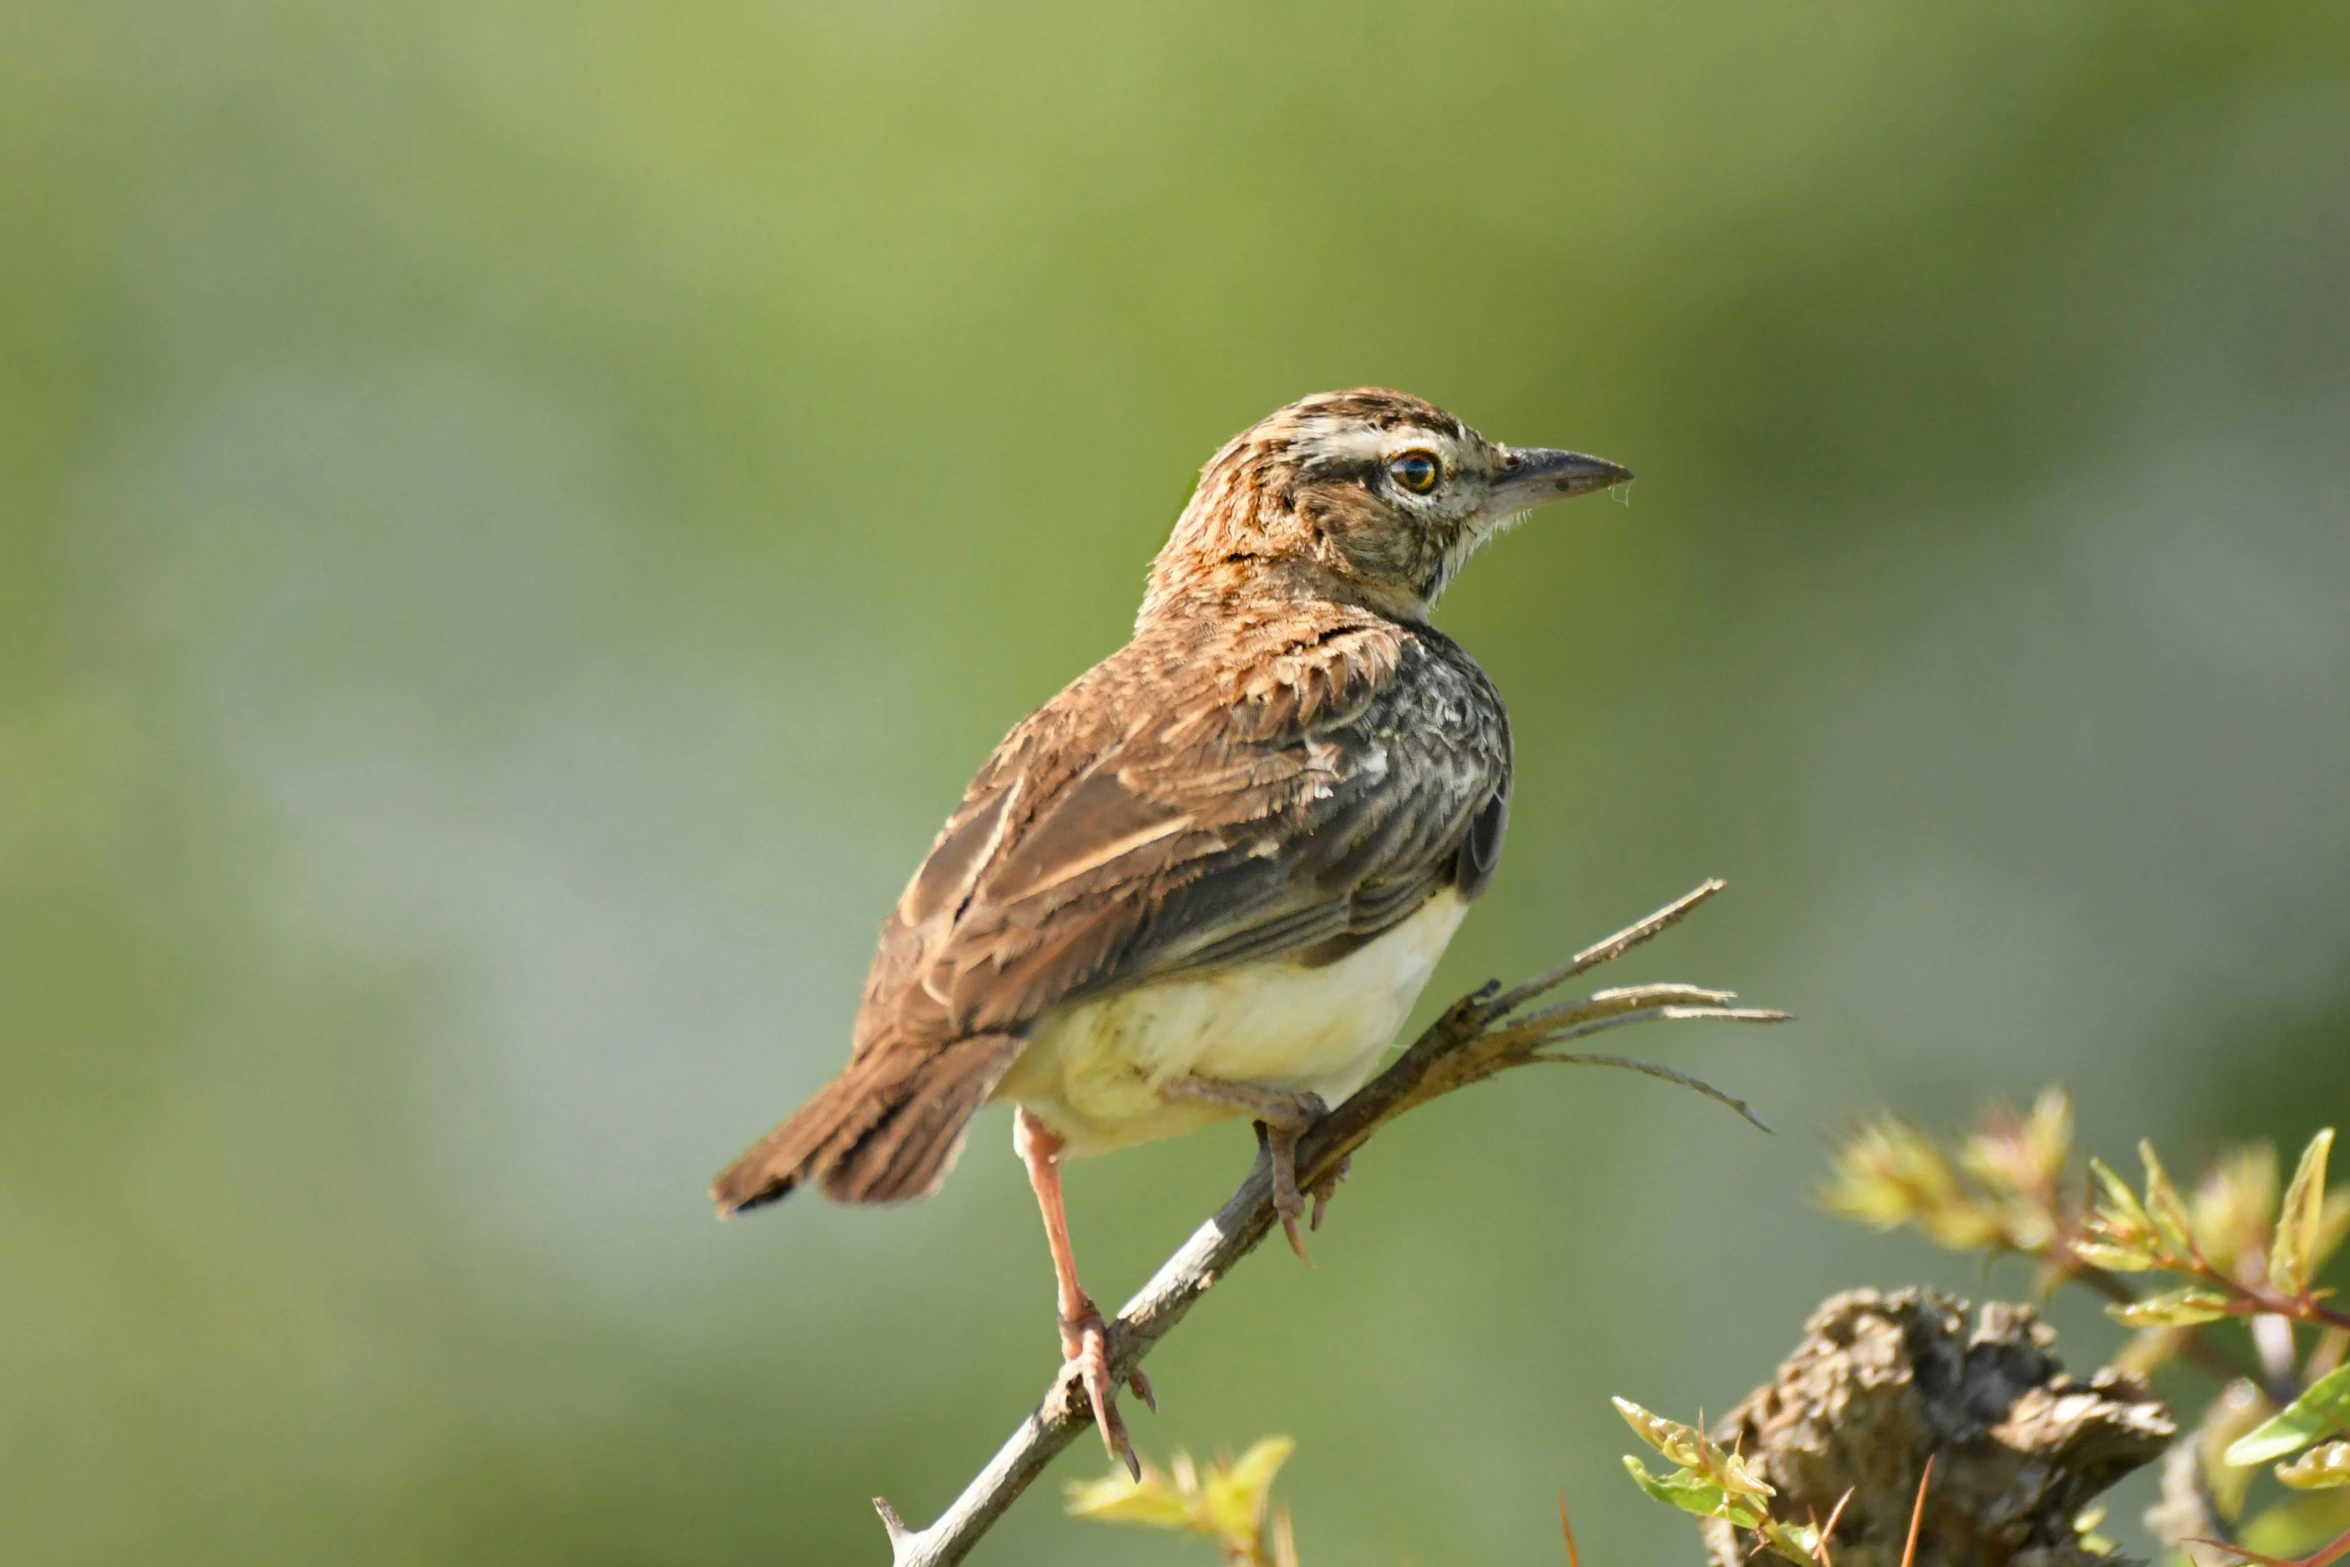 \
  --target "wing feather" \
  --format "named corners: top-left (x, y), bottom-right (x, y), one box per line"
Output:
top-left (854, 617), bottom-right (1510, 1061)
